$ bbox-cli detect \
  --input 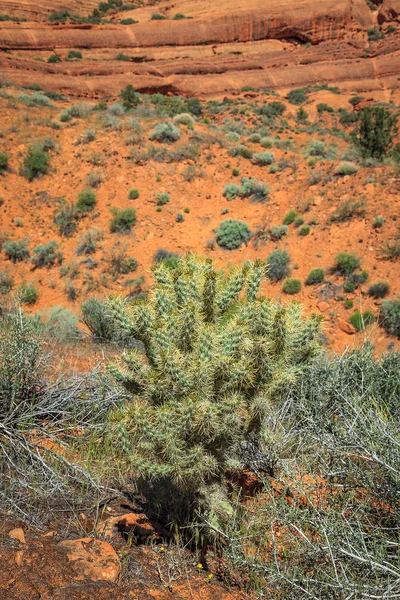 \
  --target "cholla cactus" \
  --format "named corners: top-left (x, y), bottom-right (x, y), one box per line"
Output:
top-left (106, 256), bottom-right (322, 527)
